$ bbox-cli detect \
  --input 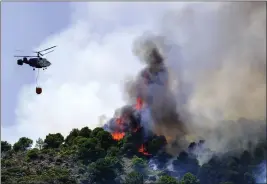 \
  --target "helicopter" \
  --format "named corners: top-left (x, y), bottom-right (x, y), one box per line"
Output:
top-left (14, 46), bottom-right (56, 70)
